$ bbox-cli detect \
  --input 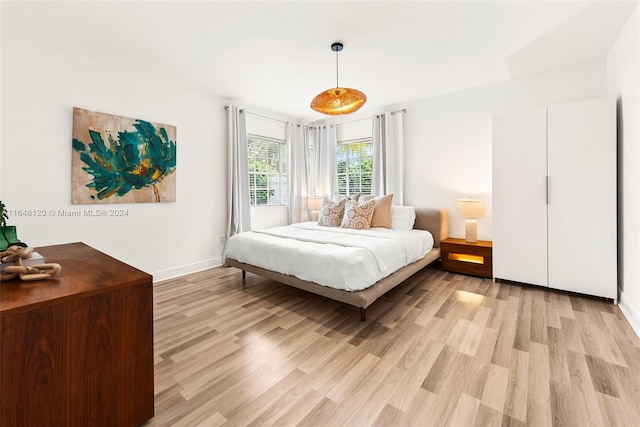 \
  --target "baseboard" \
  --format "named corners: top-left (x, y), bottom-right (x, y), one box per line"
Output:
top-left (152, 256), bottom-right (223, 283)
top-left (619, 292), bottom-right (640, 339)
